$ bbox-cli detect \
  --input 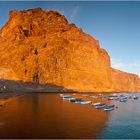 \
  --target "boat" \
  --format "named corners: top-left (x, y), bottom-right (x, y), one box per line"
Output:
top-left (75, 98), bottom-right (85, 103)
top-left (94, 103), bottom-right (106, 109)
top-left (68, 97), bottom-right (76, 101)
top-left (81, 101), bottom-right (91, 105)
top-left (90, 95), bottom-right (98, 99)
top-left (108, 97), bottom-right (114, 100)
top-left (60, 94), bottom-right (64, 97)
top-left (129, 96), bottom-right (132, 99)
top-left (104, 105), bottom-right (115, 111)
top-left (111, 93), bottom-right (118, 97)
top-left (91, 102), bottom-right (101, 106)
top-left (120, 98), bottom-right (127, 102)
top-left (69, 98), bottom-right (77, 102)
top-left (115, 97), bottom-right (119, 100)
top-left (102, 95), bottom-right (107, 99)
top-left (133, 95), bottom-right (139, 100)
top-left (62, 96), bottom-right (72, 100)
top-left (82, 94), bottom-right (90, 97)
top-left (119, 96), bottom-right (128, 102)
